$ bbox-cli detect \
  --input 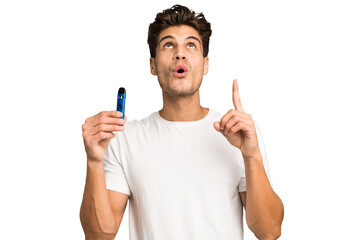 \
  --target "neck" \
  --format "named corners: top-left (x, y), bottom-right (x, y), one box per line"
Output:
top-left (159, 90), bottom-right (209, 121)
